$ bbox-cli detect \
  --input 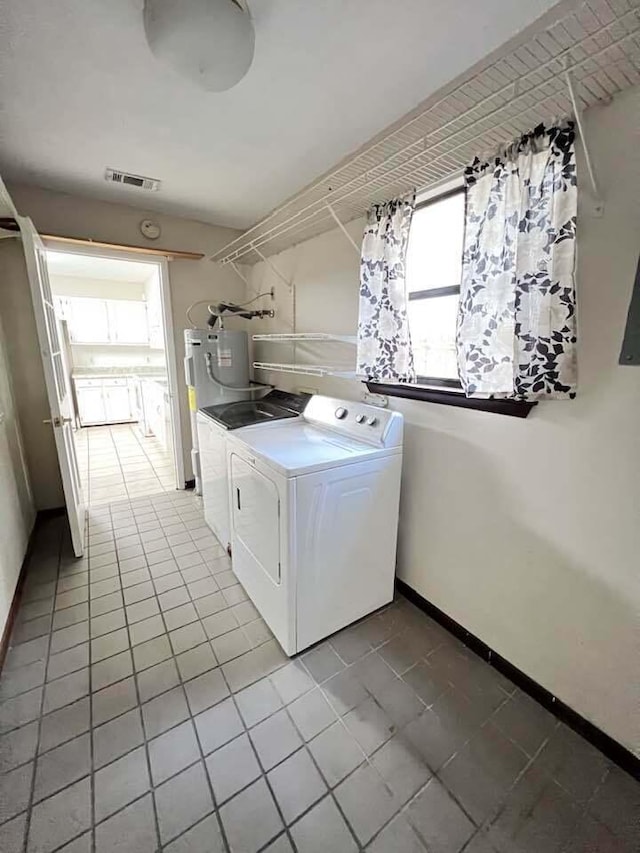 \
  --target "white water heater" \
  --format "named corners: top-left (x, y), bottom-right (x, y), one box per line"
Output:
top-left (184, 328), bottom-right (254, 493)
